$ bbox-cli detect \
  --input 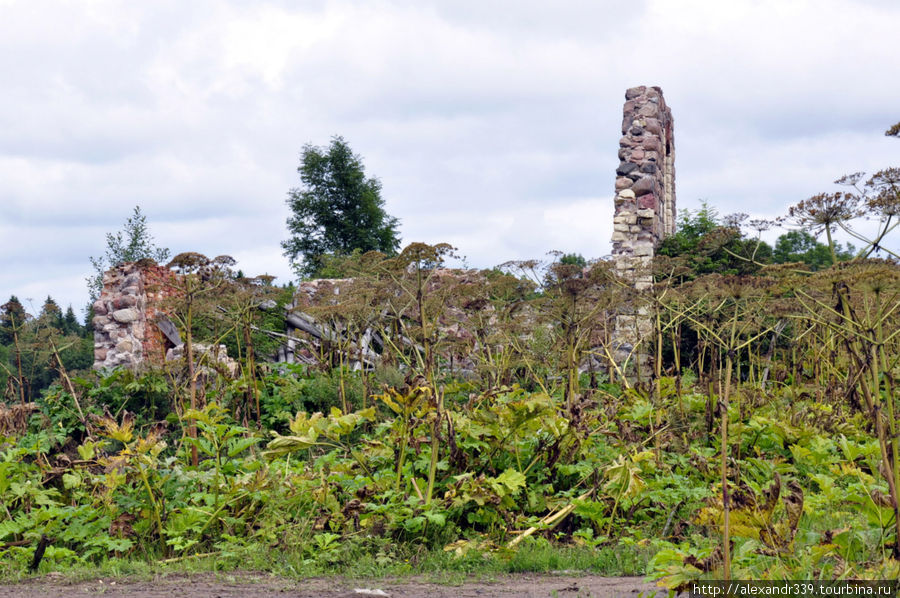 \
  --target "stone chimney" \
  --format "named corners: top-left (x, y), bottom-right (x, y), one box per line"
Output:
top-left (611, 86), bottom-right (675, 375)
top-left (612, 85), bottom-right (676, 283)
